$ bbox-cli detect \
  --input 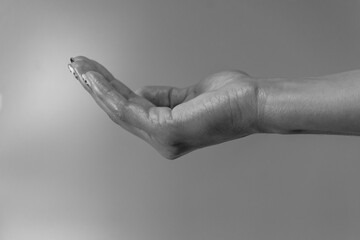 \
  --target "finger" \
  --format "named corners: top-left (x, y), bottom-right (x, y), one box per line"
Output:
top-left (70, 58), bottom-right (153, 108)
top-left (71, 56), bottom-right (90, 62)
top-left (68, 64), bottom-right (92, 93)
top-left (87, 59), bottom-right (136, 99)
top-left (70, 59), bottom-right (94, 76)
top-left (84, 71), bottom-right (154, 132)
top-left (91, 92), bottom-right (151, 141)
top-left (71, 56), bottom-right (115, 80)
top-left (70, 56), bottom-right (136, 99)
top-left (135, 86), bottom-right (193, 108)
top-left (78, 71), bottom-right (152, 141)
top-left (69, 59), bottom-right (103, 94)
